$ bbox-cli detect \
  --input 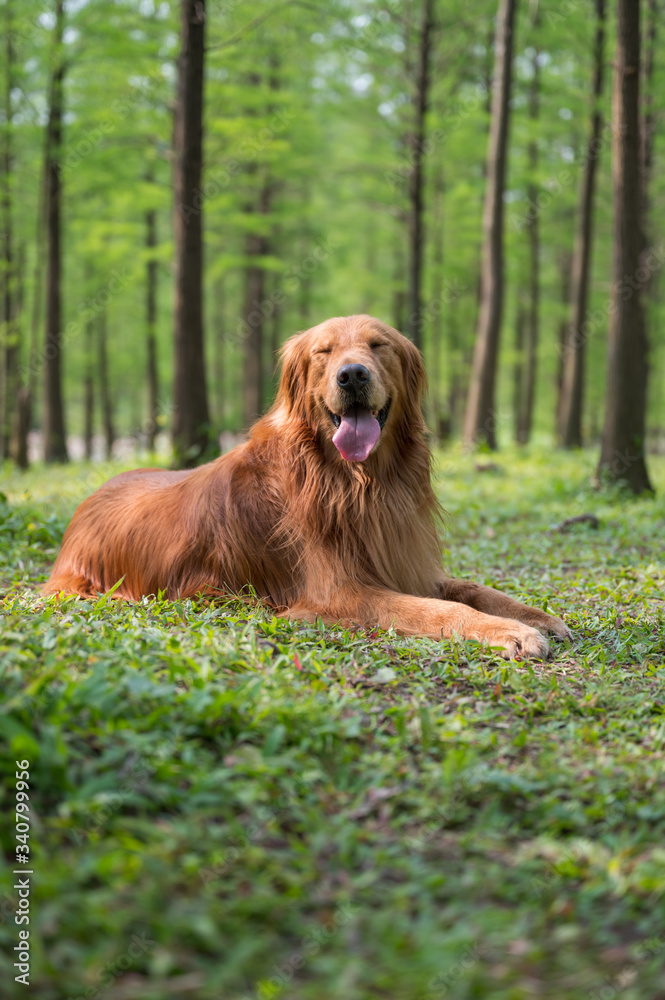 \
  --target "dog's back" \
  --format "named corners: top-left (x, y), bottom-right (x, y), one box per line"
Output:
top-left (43, 442), bottom-right (300, 605)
